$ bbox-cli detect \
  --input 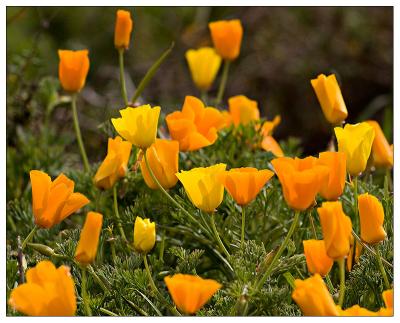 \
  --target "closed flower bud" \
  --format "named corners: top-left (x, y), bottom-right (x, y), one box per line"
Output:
top-left (164, 274), bottom-right (222, 314)
top-left (27, 243), bottom-right (56, 257)
top-left (219, 167), bottom-right (274, 206)
top-left (292, 274), bottom-right (339, 316)
top-left (228, 95), bottom-right (260, 126)
top-left (176, 163), bottom-right (226, 213)
top-left (140, 139), bottom-right (179, 189)
top-left (317, 151), bottom-right (346, 201)
top-left (310, 74), bottom-right (348, 125)
top-left (112, 104), bottom-right (161, 149)
top-left (358, 193), bottom-right (386, 245)
top-left (271, 156), bottom-right (329, 211)
top-left (261, 136), bottom-right (284, 157)
top-left (94, 136), bottom-right (132, 190)
top-left (334, 122), bottom-right (375, 176)
top-left (134, 216), bottom-right (156, 253)
top-left (303, 239), bottom-right (334, 277)
top-left (114, 10), bottom-right (133, 50)
top-left (366, 120), bottom-right (393, 169)
top-left (30, 170), bottom-right (90, 229)
top-left (58, 49), bottom-right (89, 93)
top-left (185, 47), bottom-right (222, 91)
top-left (75, 212), bottom-right (103, 265)
top-left (317, 201), bottom-right (352, 259)
top-left (8, 260), bottom-right (76, 316)
top-left (209, 19), bottom-right (243, 61)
